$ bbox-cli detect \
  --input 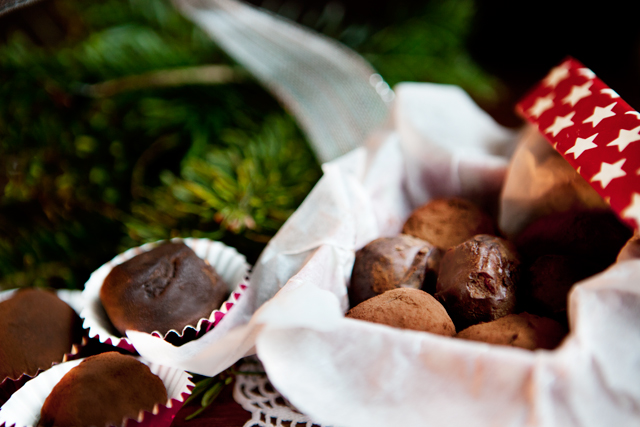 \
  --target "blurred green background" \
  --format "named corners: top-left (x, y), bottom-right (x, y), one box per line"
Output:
top-left (1, 0), bottom-right (637, 291)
